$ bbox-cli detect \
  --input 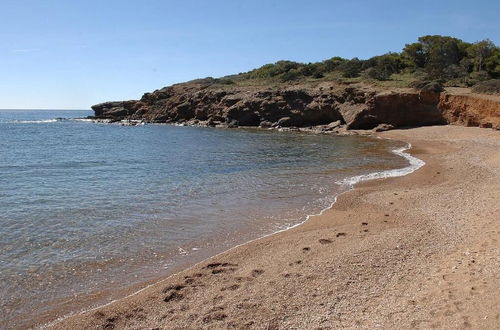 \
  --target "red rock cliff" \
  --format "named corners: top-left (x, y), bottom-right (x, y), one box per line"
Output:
top-left (439, 93), bottom-right (500, 129)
